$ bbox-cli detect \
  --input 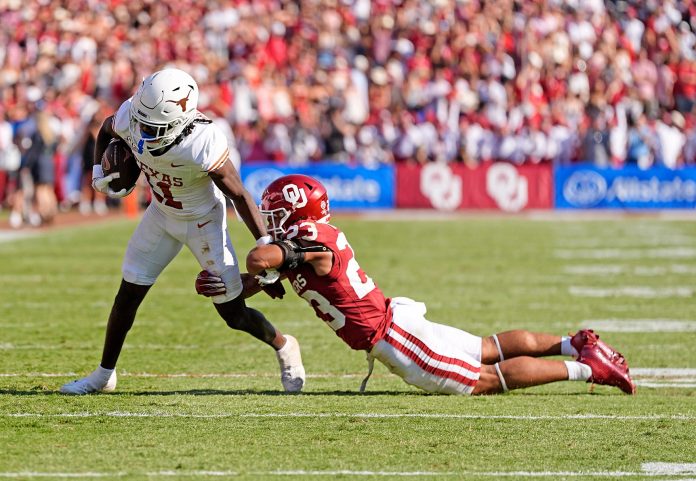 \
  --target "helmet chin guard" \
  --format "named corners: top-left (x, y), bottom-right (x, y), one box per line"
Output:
top-left (129, 68), bottom-right (199, 152)
top-left (260, 175), bottom-right (331, 239)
